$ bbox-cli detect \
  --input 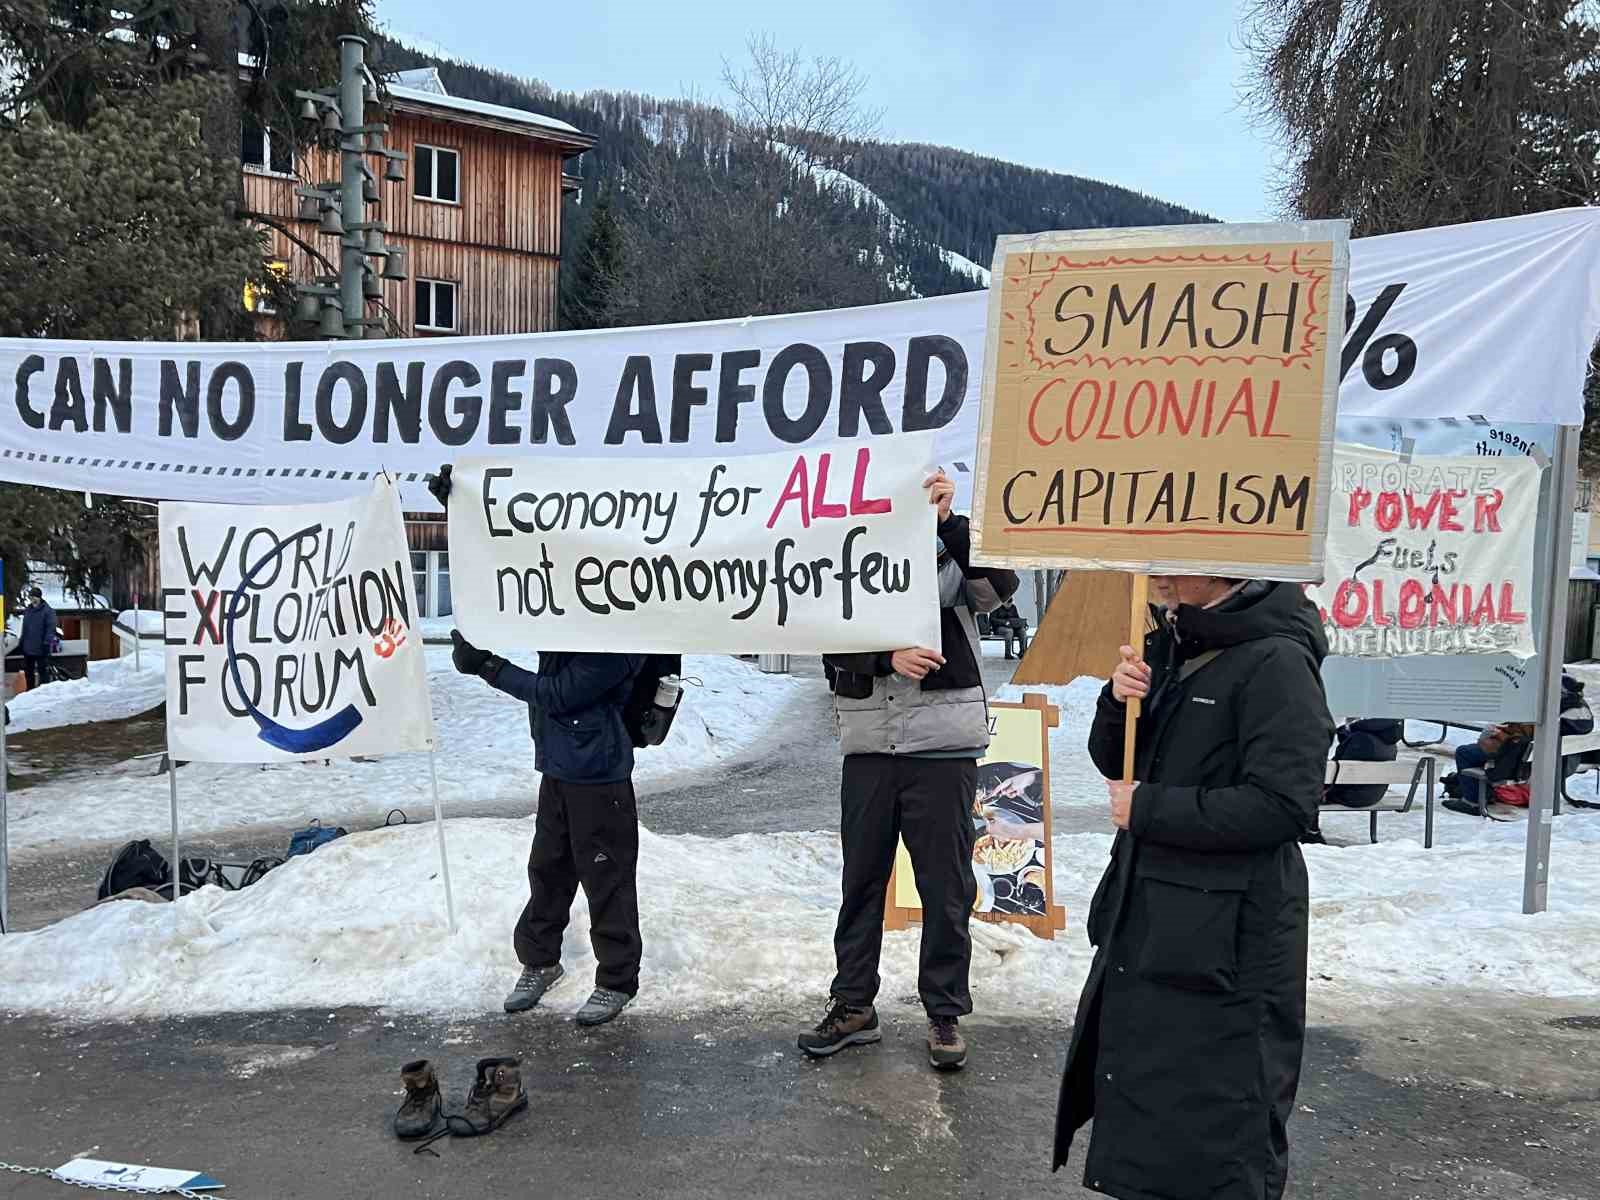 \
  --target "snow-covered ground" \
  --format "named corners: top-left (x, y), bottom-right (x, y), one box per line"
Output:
top-left (1, 802), bottom-right (1596, 1020)
top-left (4, 650), bottom-right (801, 853)
top-left (5, 653), bottom-right (166, 734)
top-left (5, 652), bottom-right (1599, 1022)
top-left (116, 609), bottom-right (164, 638)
